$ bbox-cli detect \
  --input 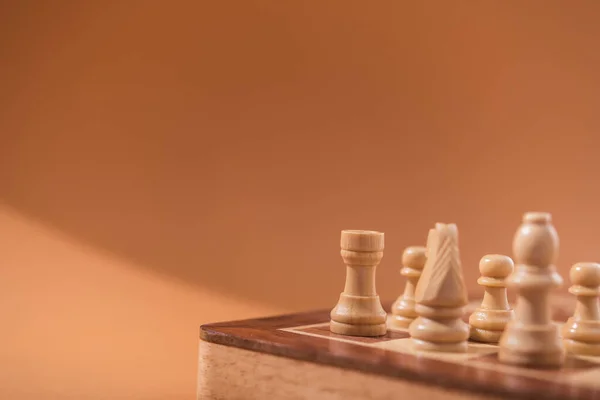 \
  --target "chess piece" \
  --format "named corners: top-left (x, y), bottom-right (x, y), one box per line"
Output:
top-left (409, 223), bottom-right (469, 352)
top-left (469, 254), bottom-right (515, 343)
top-left (390, 246), bottom-right (426, 329)
top-left (498, 212), bottom-right (565, 367)
top-left (562, 262), bottom-right (600, 356)
top-left (330, 230), bottom-right (387, 336)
